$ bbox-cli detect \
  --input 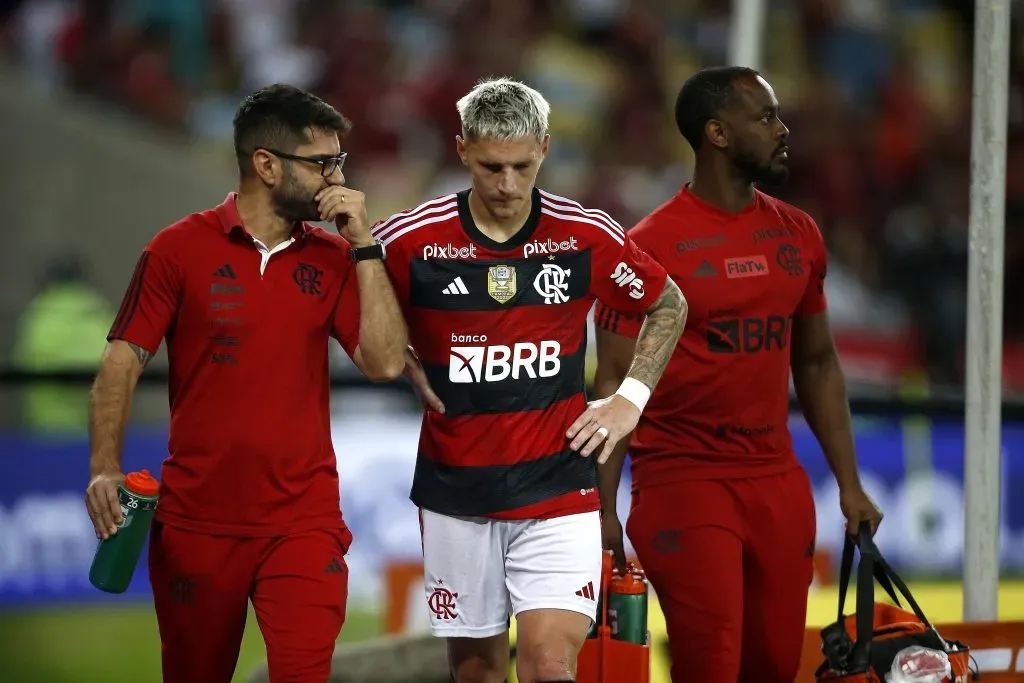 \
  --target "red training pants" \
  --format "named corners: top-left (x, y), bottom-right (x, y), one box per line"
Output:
top-left (149, 521), bottom-right (352, 683)
top-left (627, 467), bottom-right (816, 683)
